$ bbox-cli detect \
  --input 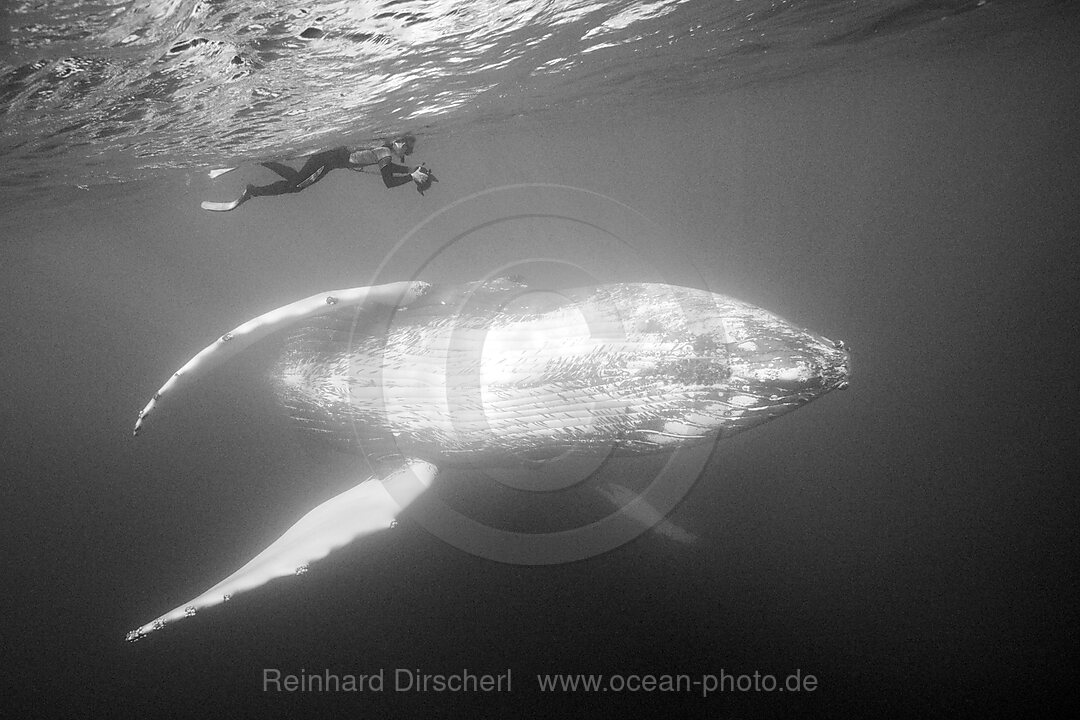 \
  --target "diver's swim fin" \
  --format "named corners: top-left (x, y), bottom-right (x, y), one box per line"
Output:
top-left (201, 189), bottom-right (250, 212)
